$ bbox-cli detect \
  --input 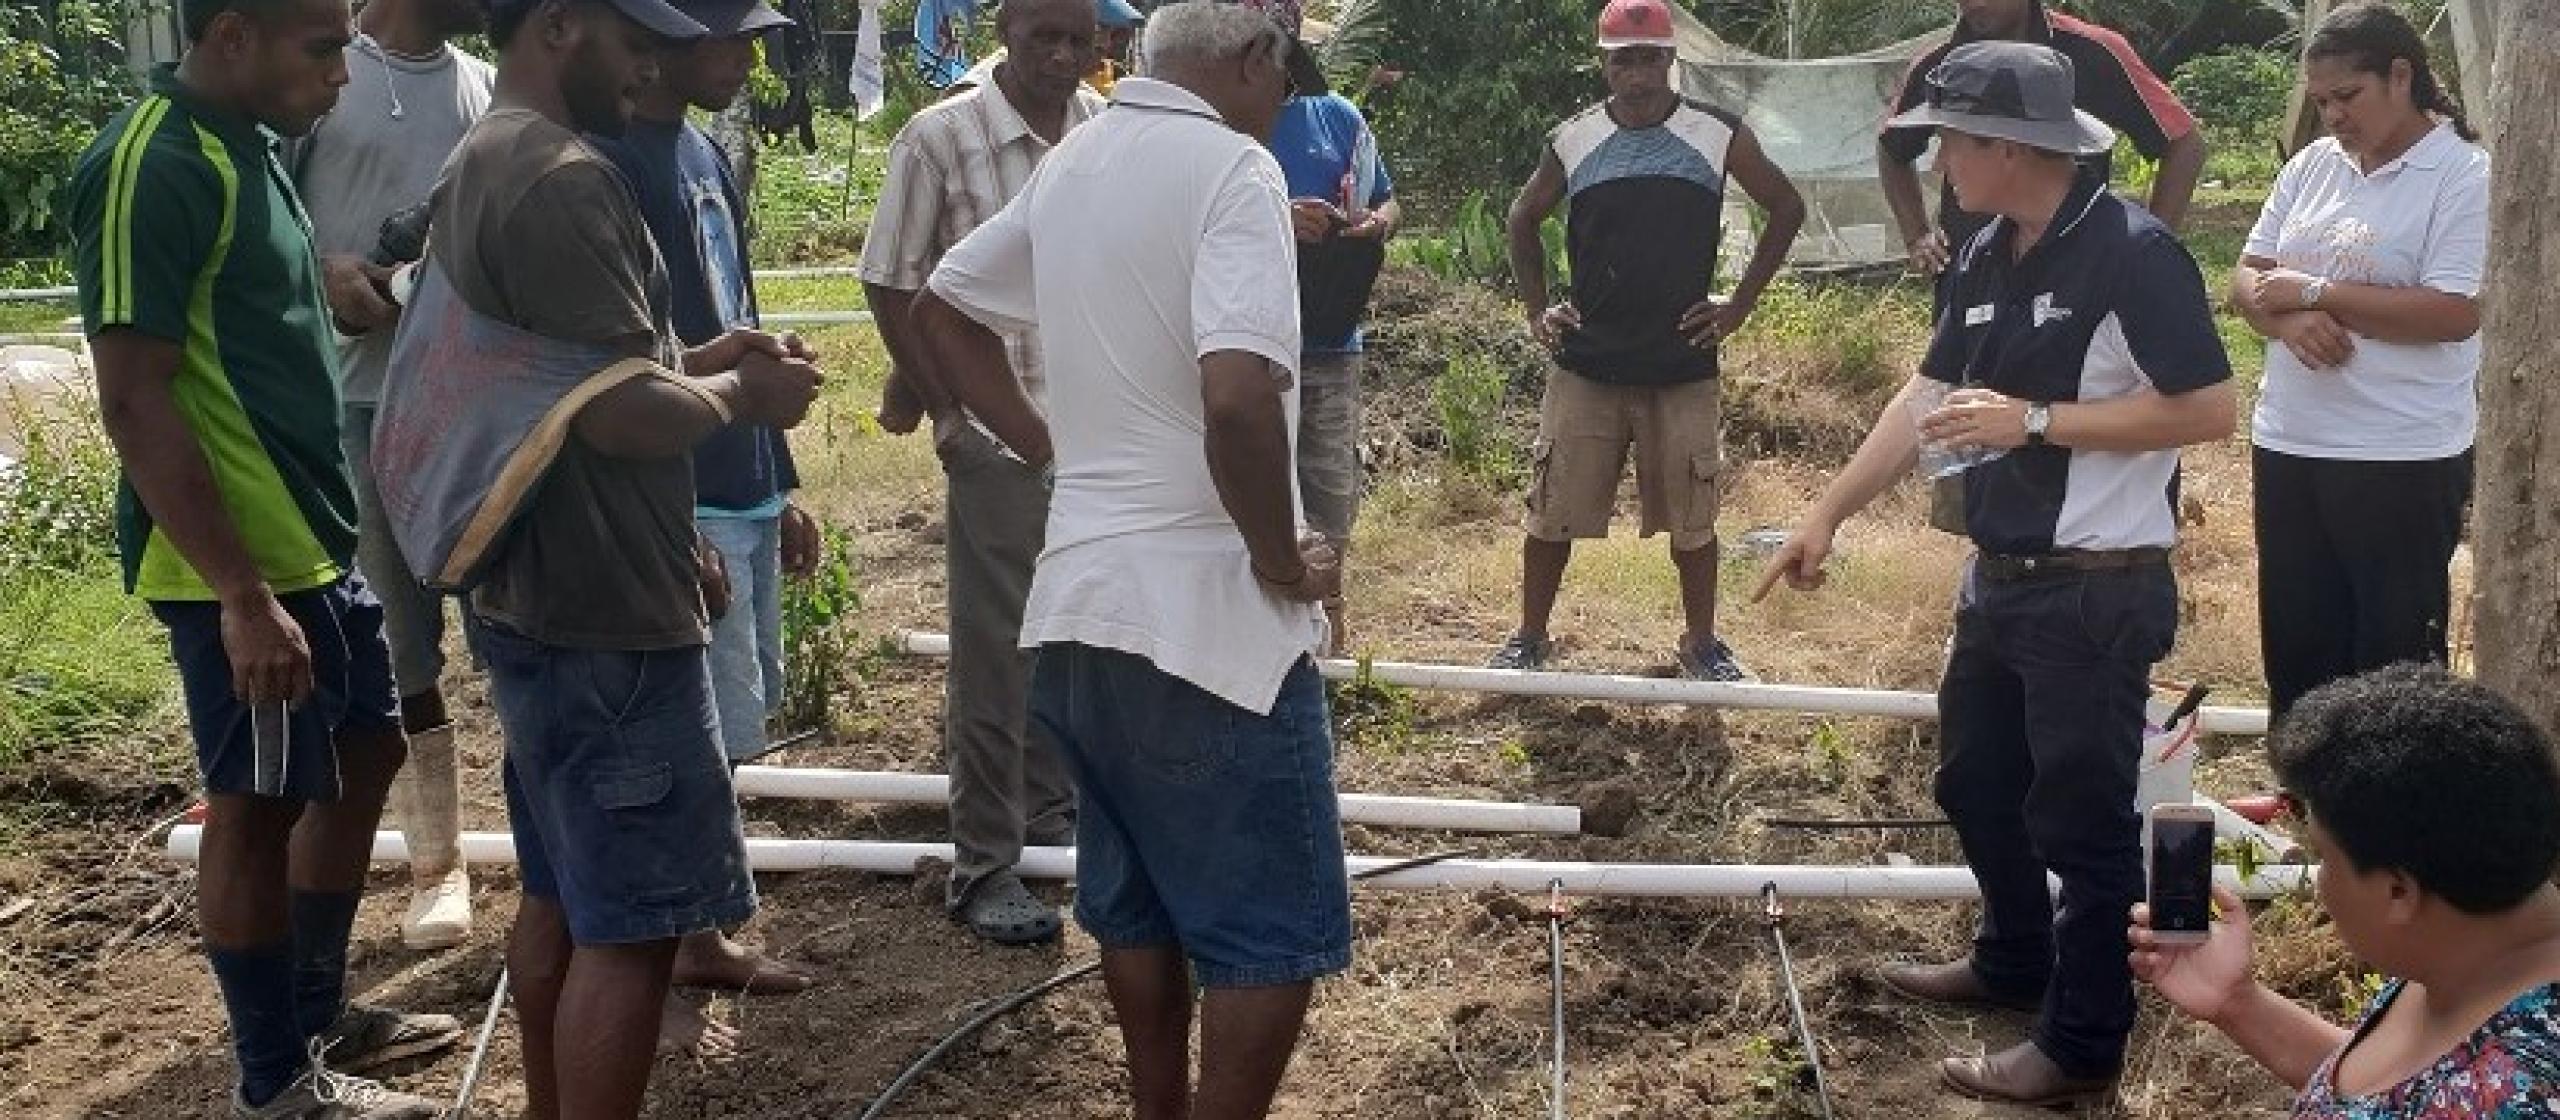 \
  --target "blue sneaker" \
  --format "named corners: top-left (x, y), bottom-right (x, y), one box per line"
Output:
top-left (1487, 633), bottom-right (1552, 671)
top-left (1677, 636), bottom-right (1751, 682)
